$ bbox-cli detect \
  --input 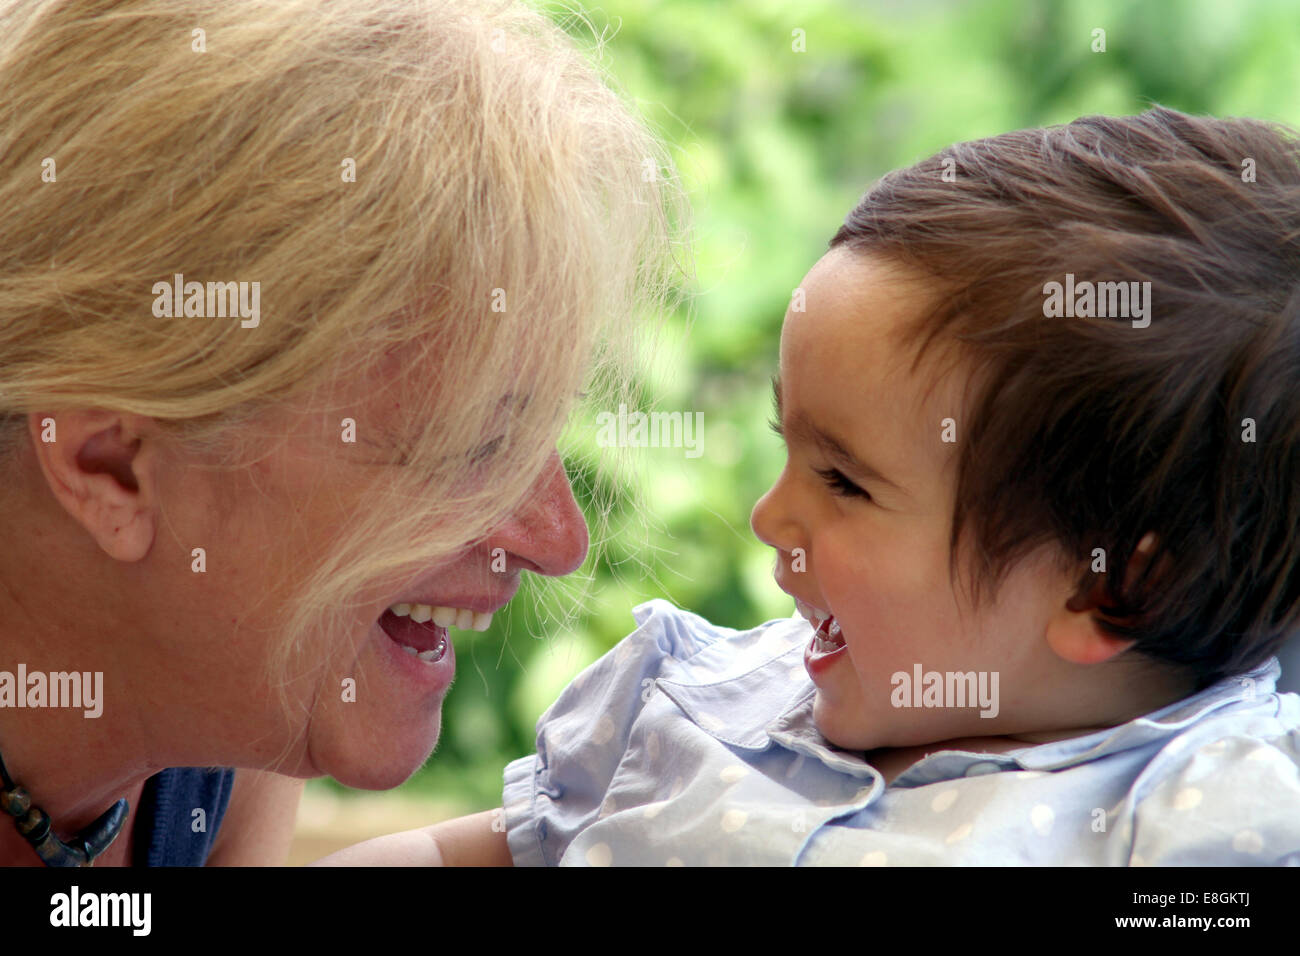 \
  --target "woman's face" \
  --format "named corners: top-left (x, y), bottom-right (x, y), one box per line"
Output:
top-left (111, 352), bottom-right (589, 790)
